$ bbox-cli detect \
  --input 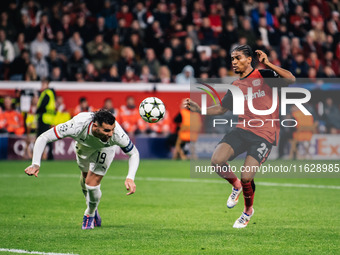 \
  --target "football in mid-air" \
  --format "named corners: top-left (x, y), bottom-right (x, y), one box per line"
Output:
top-left (139, 97), bottom-right (166, 123)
